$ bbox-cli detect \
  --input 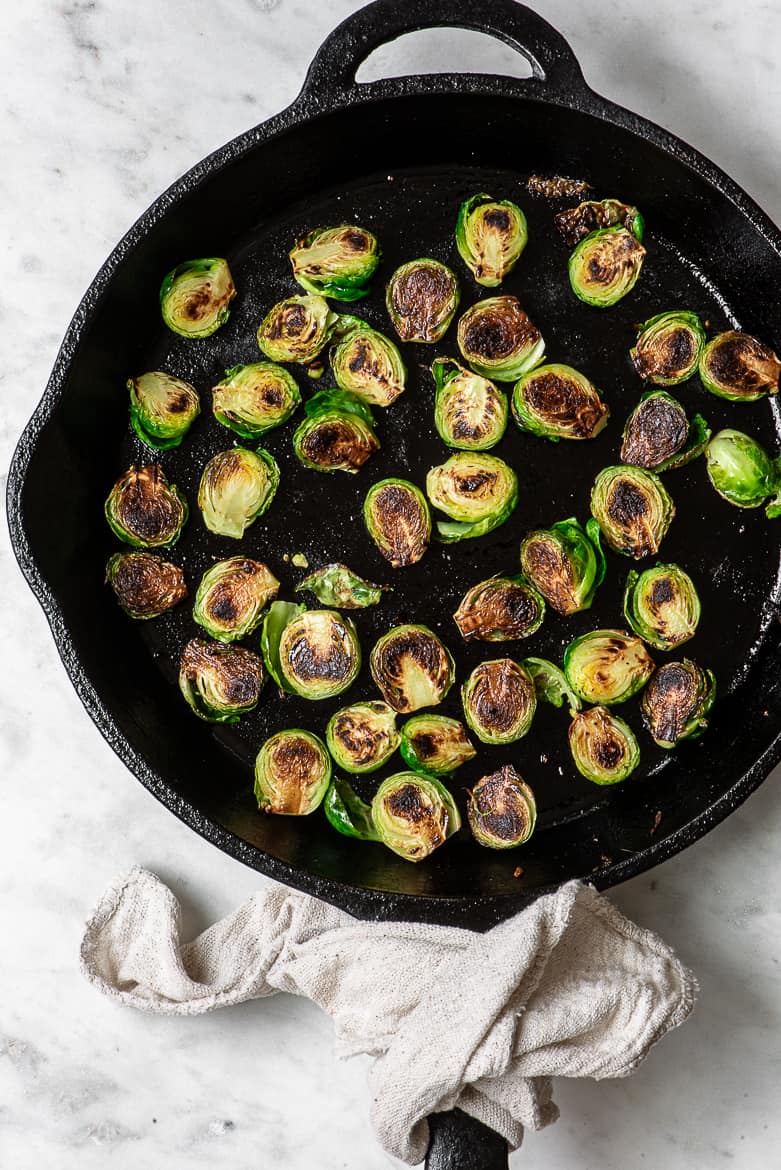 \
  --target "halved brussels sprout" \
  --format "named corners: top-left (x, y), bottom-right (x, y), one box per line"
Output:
top-left (590, 465), bottom-right (675, 559)
top-left (641, 659), bottom-right (716, 748)
top-left (620, 392), bottom-right (711, 472)
top-left (399, 714), bottom-right (476, 776)
top-left (254, 729), bottom-right (331, 815)
top-left (519, 517), bottom-right (605, 615)
top-left (699, 330), bottom-right (780, 402)
top-left (563, 629), bottom-right (654, 706)
top-left (262, 601), bottom-right (361, 700)
top-left (461, 658), bottom-right (537, 745)
top-left (330, 321), bottom-right (406, 407)
top-left (630, 311), bottom-right (705, 385)
top-left (193, 557), bottom-right (279, 642)
top-left (467, 765), bottom-right (537, 849)
top-left (385, 258), bottom-right (460, 343)
top-left (568, 706), bottom-right (640, 785)
top-left (160, 257), bottom-right (235, 338)
top-left (324, 775), bottom-right (379, 841)
top-left (522, 657), bottom-right (581, 716)
top-left (373, 772), bottom-right (461, 861)
top-left (128, 372), bottom-right (200, 450)
top-left (212, 363), bottom-right (301, 439)
top-left (293, 389), bottom-right (379, 474)
top-left (198, 446), bottom-right (279, 539)
top-left (326, 700), bottom-right (399, 773)
top-left (289, 224), bottom-right (380, 301)
top-left (457, 295), bottom-right (544, 382)
top-left (432, 358), bottom-right (508, 450)
top-left (512, 363), bottom-right (609, 441)
top-left (705, 428), bottom-right (780, 511)
top-left (426, 452), bottom-right (518, 542)
top-left (623, 564), bottom-right (700, 651)
top-left (554, 198), bottom-right (644, 247)
top-left (370, 624), bottom-right (455, 713)
top-left (179, 638), bottom-right (265, 723)
top-left (453, 575), bottom-right (545, 642)
top-left (568, 227), bottom-right (646, 308)
top-left (455, 194), bottom-right (528, 287)
top-left (257, 294), bottom-right (338, 364)
top-left (363, 479), bottom-right (431, 567)
top-left (105, 464), bottom-right (188, 548)
top-left (296, 563), bottom-right (390, 608)
top-left (105, 551), bottom-right (187, 619)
